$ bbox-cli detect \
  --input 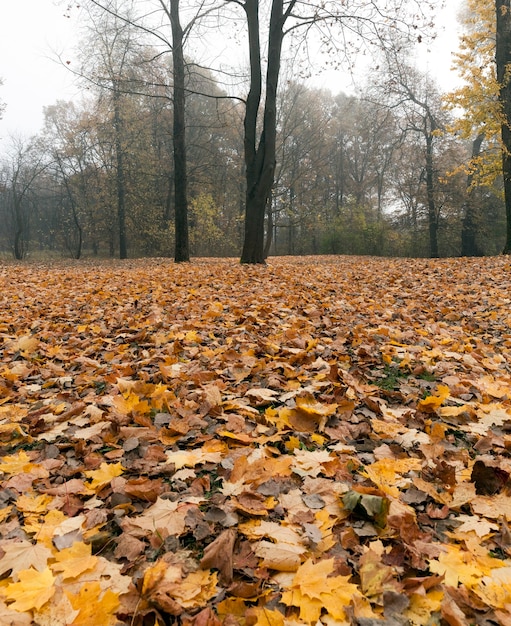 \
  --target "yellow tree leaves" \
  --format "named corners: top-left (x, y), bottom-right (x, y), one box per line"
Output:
top-left (3, 257), bottom-right (511, 624)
